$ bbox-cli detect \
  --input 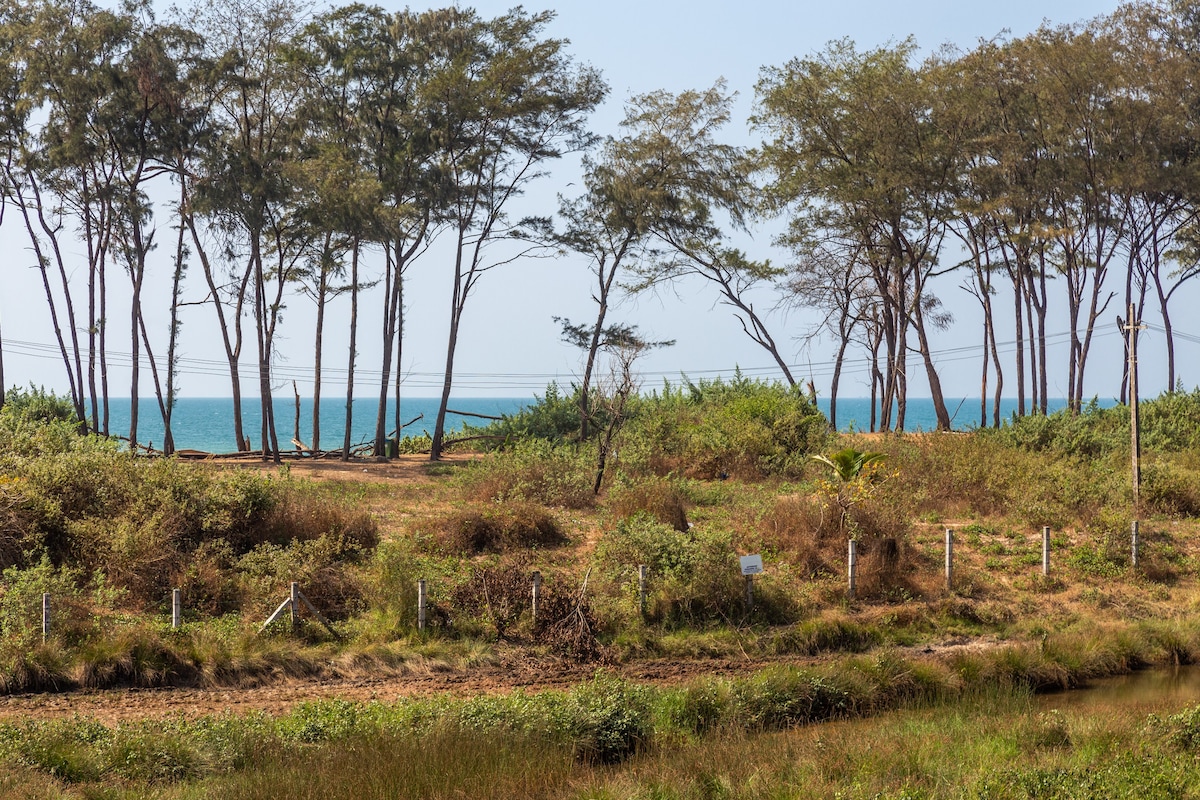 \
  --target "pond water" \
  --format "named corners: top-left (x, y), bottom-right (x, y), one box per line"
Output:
top-left (1039, 666), bottom-right (1200, 712)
